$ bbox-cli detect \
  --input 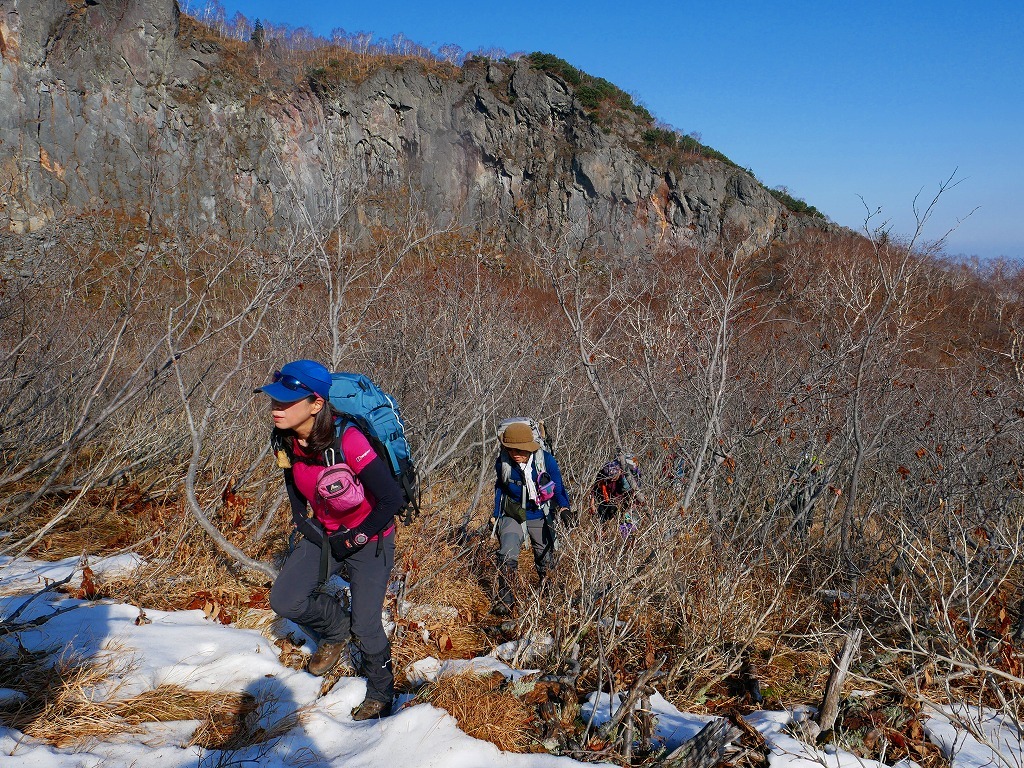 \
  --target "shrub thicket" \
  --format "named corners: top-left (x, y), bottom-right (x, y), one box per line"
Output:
top-left (526, 51), bottom-right (653, 122)
top-left (769, 186), bottom-right (824, 218)
top-left (2, 192), bottom-right (1021, 765)
top-left (641, 126), bottom-right (739, 168)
